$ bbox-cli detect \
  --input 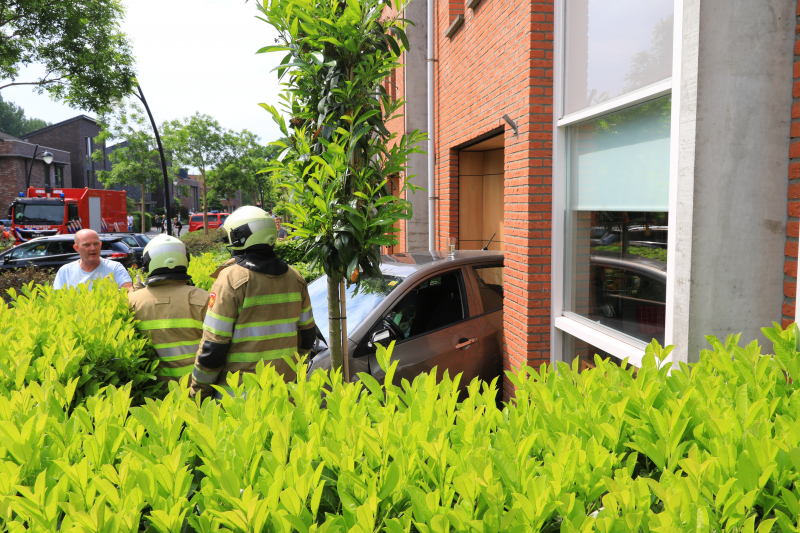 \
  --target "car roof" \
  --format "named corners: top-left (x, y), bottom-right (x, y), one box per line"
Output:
top-left (378, 250), bottom-right (504, 278)
top-left (23, 235), bottom-right (123, 243)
